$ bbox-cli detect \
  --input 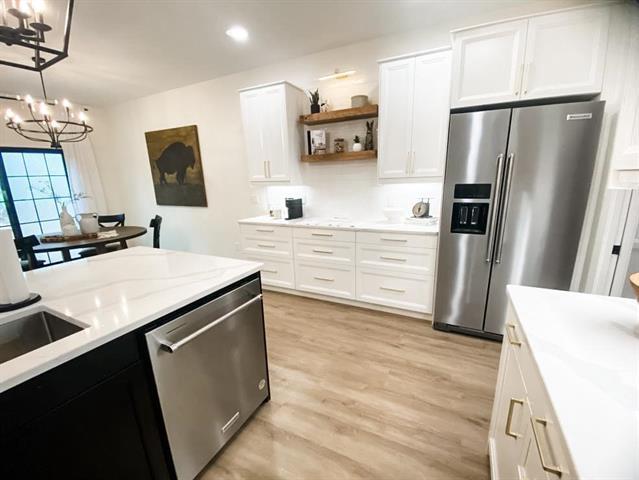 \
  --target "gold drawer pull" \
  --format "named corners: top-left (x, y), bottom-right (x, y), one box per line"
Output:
top-left (256, 228), bottom-right (275, 232)
top-left (314, 276), bottom-right (334, 282)
top-left (506, 323), bottom-right (522, 346)
top-left (380, 237), bottom-right (407, 242)
top-left (505, 397), bottom-right (524, 438)
top-left (380, 255), bottom-right (407, 262)
top-left (257, 243), bottom-right (276, 248)
top-left (531, 417), bottom-right (563, 476)
top-left (380, 286), bottom-right (405, 293)
top-left (312, 248), bottom-right (333, 254)
top-left (262, 269), bottom-right (278, 274)
top-left (311, 232), bottom-right (333, 237)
